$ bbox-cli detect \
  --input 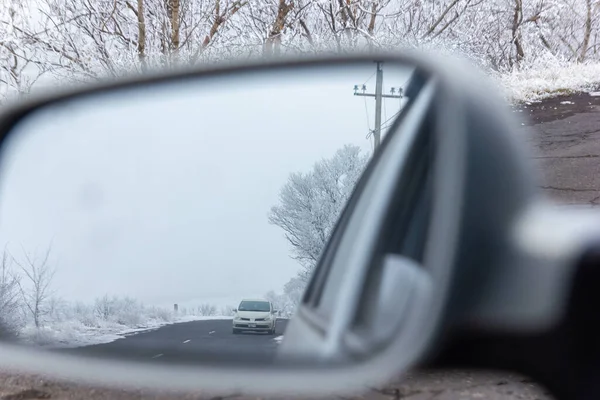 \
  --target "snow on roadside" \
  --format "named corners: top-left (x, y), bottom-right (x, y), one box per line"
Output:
top-left (20, 315), bottom-right (233, 349)
top-left (19, 322), bottom-right (161, 349)
top-left (496, 61), bottom-right (600, 105)
top-left (274, 335), bottom-right (284, 344)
